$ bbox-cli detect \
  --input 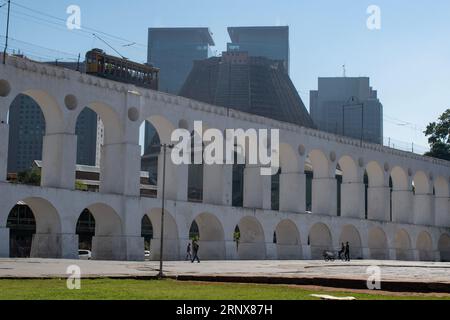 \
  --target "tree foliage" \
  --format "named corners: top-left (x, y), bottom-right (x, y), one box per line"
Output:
top-left (424, 109), bottom-right (450, 161)
top-left (75, 180), bottom-right (88, 191)
top-left (16, 167), bottom-right (41, 186)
